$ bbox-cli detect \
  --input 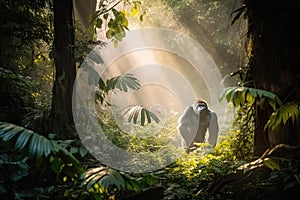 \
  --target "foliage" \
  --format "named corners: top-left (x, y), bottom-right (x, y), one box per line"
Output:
top-left (66, 166), bottom-right (140, 199)
top-left (117, 147), bottom-right (240, 200)
top-left (88, 0), bottom-right (144, 46)
top-left (97, 110), bottom-right (178, 152)
top-left (0, 122), bottom-right (79, 165)
top-left (0, 0), bottom-right (53, 133)
top-left (142, 0), bottom-right (244, 87)
top-left (218, 86), bottom-right (285, 160)
top-left (219, 86), bottom-right (282, 110)
top-left (0, 68), bottom-right (35, 125)
top-left (220, 86), bottom-right (300, 134)
top-left (0, 122), bottom-right (84, 199)
top-left (93, 111), bottom-right (244, 199)
top-left (2, 1), bottom-right (299, 200)
top-left (1, 108), bottom-right (296, 200)
top-left (121, 105), bottom-right (160, 126)
top-left (96, 73), bottom-right (140, 104)
top-left (74, 20), bottom-right (108, 66)
top-left (0, 0), bottom-right (52, 70)
top-left (214, 127), bottom-right (253, 162)
top-left (94, 72), bottom-right (160, 127)
top-left (211, 144), bottom-right (300, 200)
top-left (265, 101), bottom-right (300, 131)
